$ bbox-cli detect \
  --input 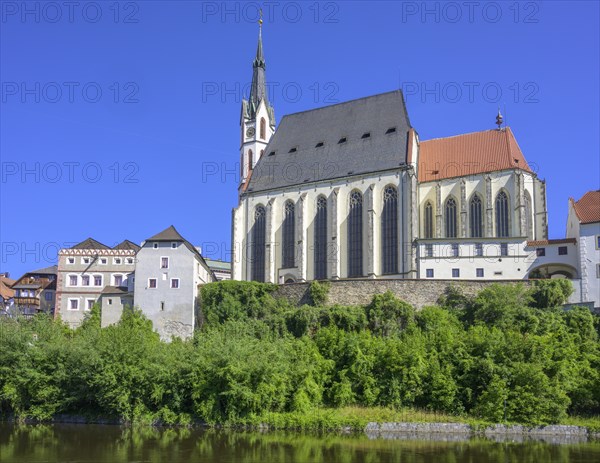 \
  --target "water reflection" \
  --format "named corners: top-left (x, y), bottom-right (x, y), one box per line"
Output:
top-left (0, 424), bottom-right (599, 463)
